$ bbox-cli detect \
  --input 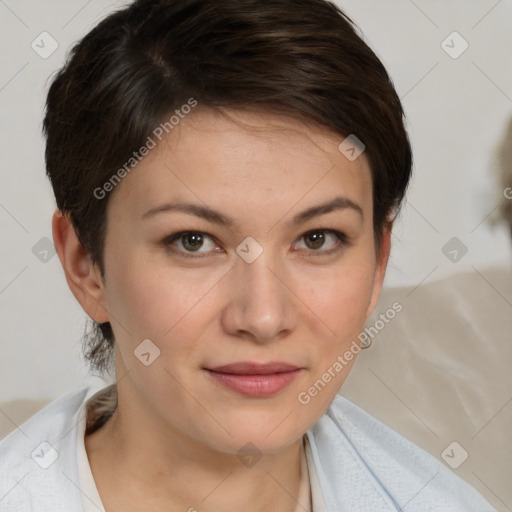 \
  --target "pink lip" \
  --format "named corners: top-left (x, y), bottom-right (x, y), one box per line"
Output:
top-left (205, 362), bottom-right (303, 397)
top-left (208, 362), bottom-right (300, 374)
